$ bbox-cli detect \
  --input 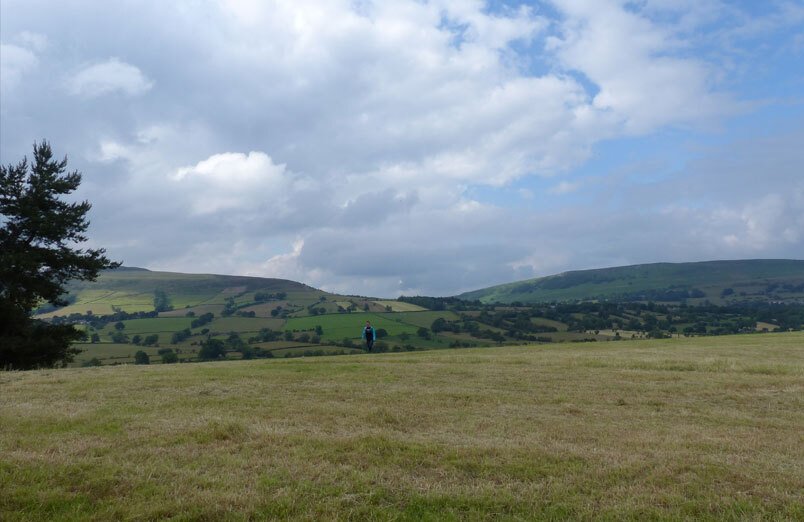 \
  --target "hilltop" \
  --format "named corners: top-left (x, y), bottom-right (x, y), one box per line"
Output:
top-left (458, 259), bottom-right (804, 304)
top-left (35, 266), bottom-right (332, 318)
